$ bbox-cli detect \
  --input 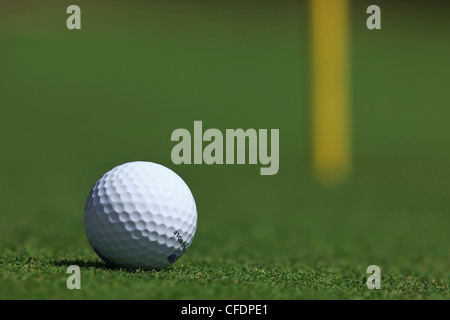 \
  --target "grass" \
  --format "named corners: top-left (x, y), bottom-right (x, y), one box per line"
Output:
top-left (0, 0), bottom-right (449, 299)
top-left (1, 248), bottom-right (448, 300)
top-left (1, 162), bottom-right (449, 299)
